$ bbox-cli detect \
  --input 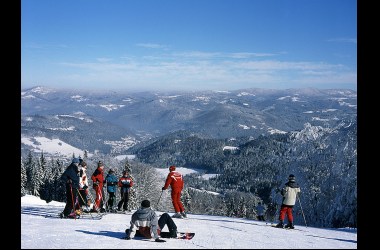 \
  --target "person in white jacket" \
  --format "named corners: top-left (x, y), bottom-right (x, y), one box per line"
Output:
top-left (275, 174), bottom-right (301, 229)
top-left (78, 161), bottom-right (93, 211)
